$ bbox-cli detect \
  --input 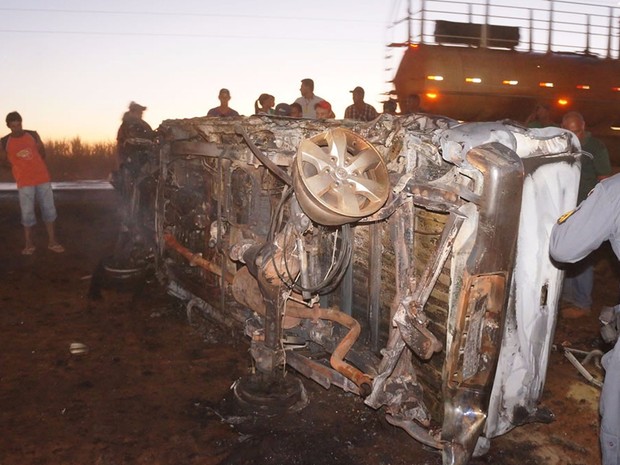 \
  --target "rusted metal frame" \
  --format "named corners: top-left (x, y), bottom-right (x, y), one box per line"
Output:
top-left (258, 257), bottom-right (286, 357)
top-left (232, 257), bottom-right (372, 392)
top-left (364, 331), bottom-right (407, 410)
top-left (359, 182), bottom-right (461, 225)
top-left (357, 192), bottom-right (407, 223)
top-left (364, 198), bottom-right (415, 408)
top-left (216, 154), bottom-right (234, 315)
top-left (388, 197), bottom-right (418, 378)
top-left (395, 197), bottom-right (416, 323)
top-left (232, 266), bottom-right (302, 331)
top-left (285, 305), bottom-right (373, 396)
top-left (368, 222), bottom-right (382, 351)
top-left (409, 209), bottom-right (464, 310)
top-left (393, 208), bottom-right (465, 360)
top-left (386, 414), bottom-right (443, 449)
top-left (441, 142), bottom-right (524, 465)
top-left (162, 232), bottom-right (235, 284)
top-left (406, 182), bottom-right (464, 213)
top-left (191, 124), bottom-right (258, 303)
top-left (249, 225), bottom-right (302, 374)
top-left (159, 144), bottom-right (228, 287)
top-left (285, 351), bottom-right (360, 394)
